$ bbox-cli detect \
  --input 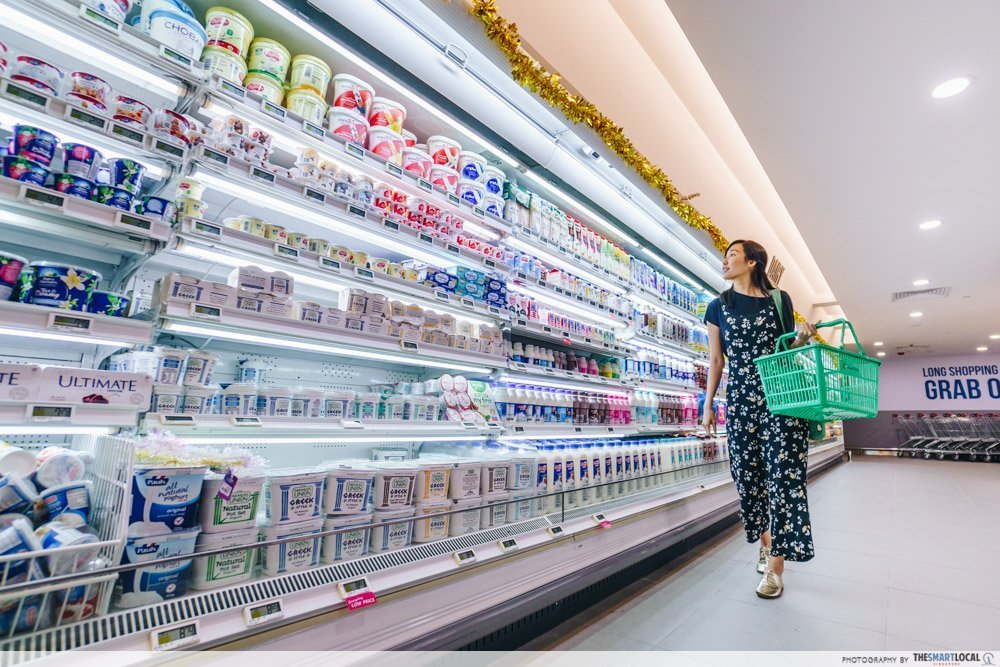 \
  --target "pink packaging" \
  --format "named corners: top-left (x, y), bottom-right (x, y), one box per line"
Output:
top-left (402, 147), bottom-right (431, 179)
top-left (69, 72), bottom-right (112, 104)
top-left (328, 108), bottom-right (369, 145)
top-left (367, 126), bottom-right (404, 165)
top-left (428, 165), bottom-right (459, 194)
